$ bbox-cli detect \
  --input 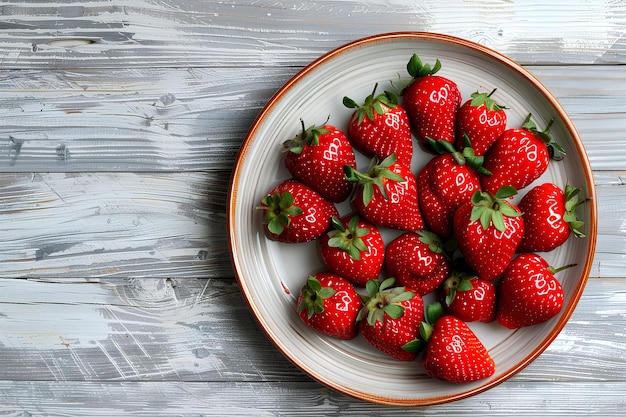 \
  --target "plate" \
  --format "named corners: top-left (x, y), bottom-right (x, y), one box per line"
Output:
top-left (228, 32), bottom-right (597, 405)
